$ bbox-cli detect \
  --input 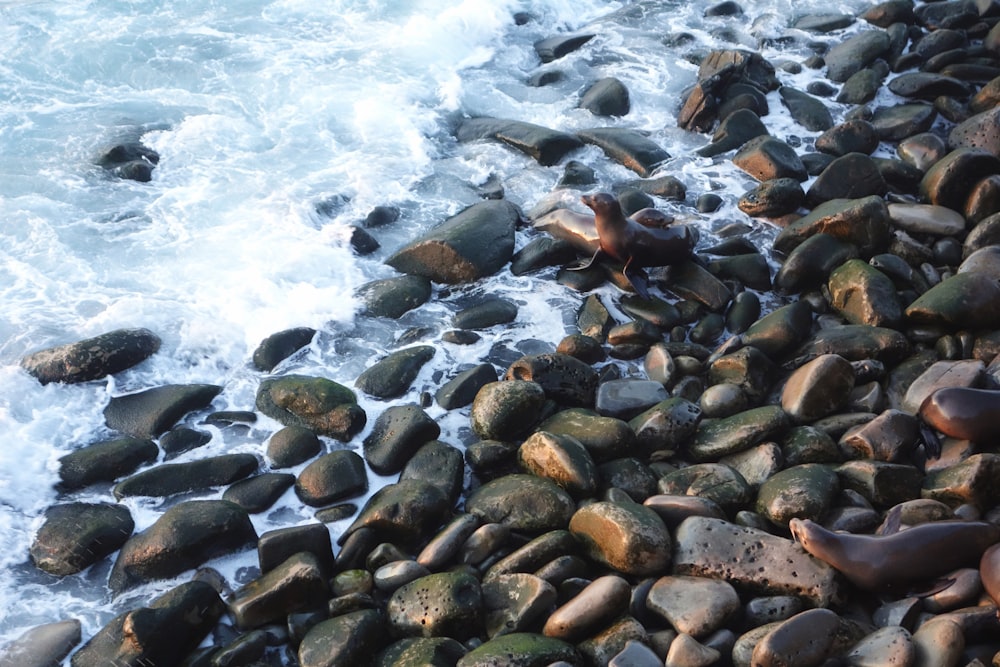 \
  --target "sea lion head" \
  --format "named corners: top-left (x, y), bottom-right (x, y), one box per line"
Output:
top-left (581, 192), bottom-right (622, 218)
